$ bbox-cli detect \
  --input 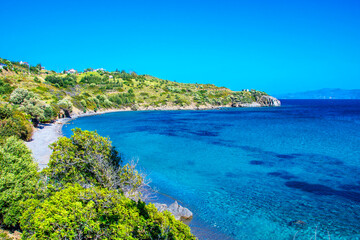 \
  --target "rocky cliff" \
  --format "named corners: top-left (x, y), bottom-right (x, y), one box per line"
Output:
top-left (232, 95), bottom-right (281, 107)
